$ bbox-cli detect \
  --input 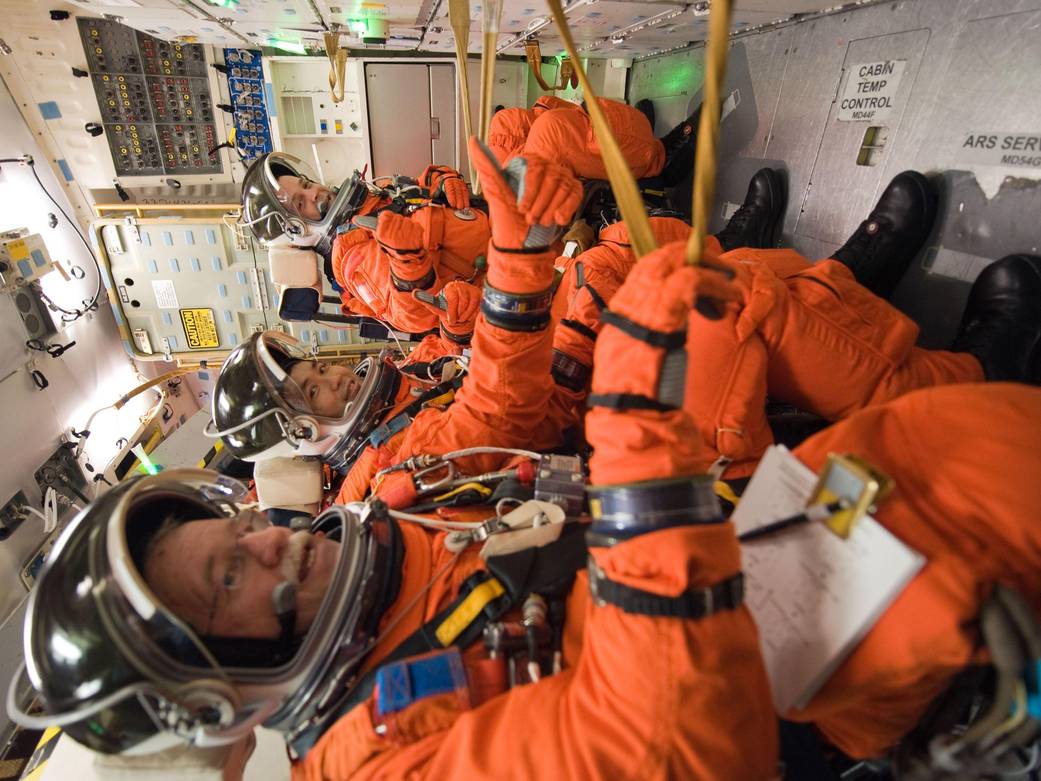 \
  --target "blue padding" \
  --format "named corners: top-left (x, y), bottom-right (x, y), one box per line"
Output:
top-left (38, 102), bottom-right (61, 120)
top-left (56, 159), bottom-right (74, 182)
top-left (278, 288), bottom-right (320, 322)
top-left (31, 250), bottom-right (45, 267)
top-left (376, 649), bottom-right (466, 717)
top-left (17, 260), bottom-right (32, 277)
